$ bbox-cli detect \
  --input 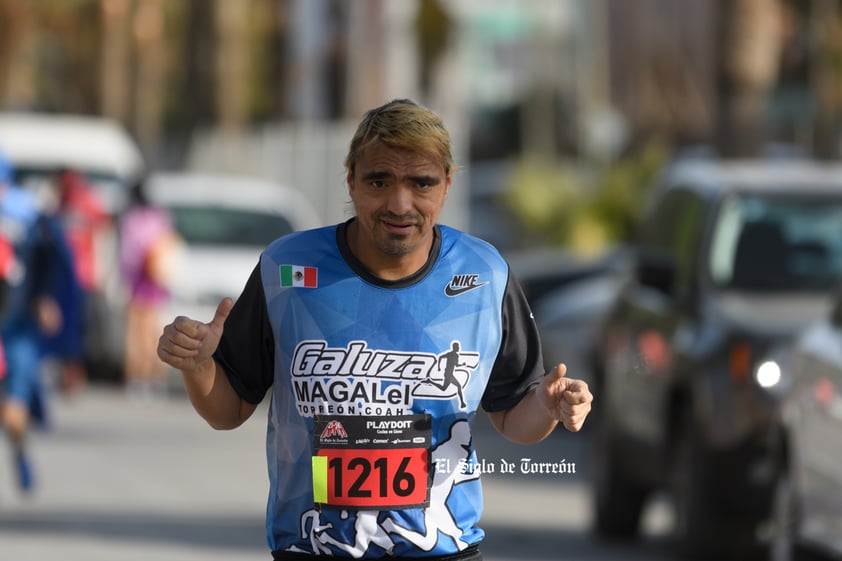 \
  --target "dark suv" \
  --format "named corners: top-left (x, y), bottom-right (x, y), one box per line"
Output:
top-left (590, 158), bottom-right (842, 559)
